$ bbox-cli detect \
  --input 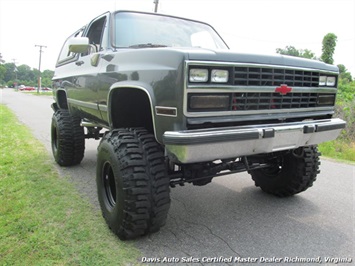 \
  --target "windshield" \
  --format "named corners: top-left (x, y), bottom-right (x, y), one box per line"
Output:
top-left (113, 12), bottom-right (228, 50)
